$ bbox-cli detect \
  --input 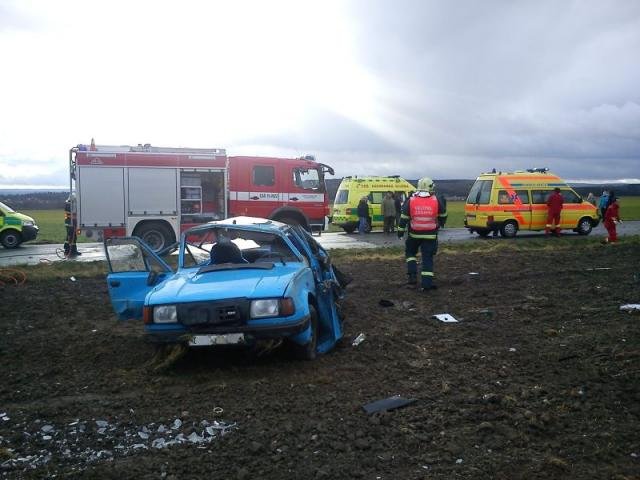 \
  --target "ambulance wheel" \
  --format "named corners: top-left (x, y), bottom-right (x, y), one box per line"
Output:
top-left (500, 220), bottom-right (518, 238)
top-left (292, 304), bottom-right (318, 361)
top-left (134, 222), bottom-right (175, 253)
top-left (1, 230), bottom-right (22, 249)
top-left (576, 217), bottom-right (593, 235)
